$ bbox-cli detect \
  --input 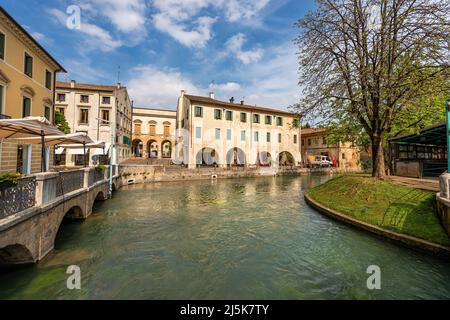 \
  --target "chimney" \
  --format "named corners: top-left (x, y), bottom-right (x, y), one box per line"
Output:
top-left (181, 90), bottom-right (185, 97)
top-left (240, 100), bottom-right (244, 105)
top-left (209, 92), bottom-right (215, 100)
top-left (70, 80), bottom-right (76, 88)
top-left (229, 97), bottom-right (235, 103)
top-left (117, 82), bottom-right (121, 89)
